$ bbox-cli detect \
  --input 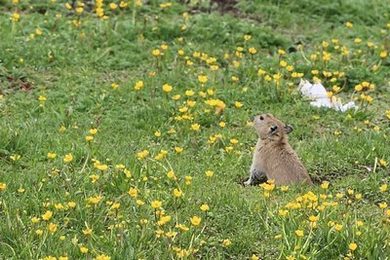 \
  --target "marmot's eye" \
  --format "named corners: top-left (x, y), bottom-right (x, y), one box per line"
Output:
top-left (270, 125), bottom-right (278, 132)
top-left (259, 116), bottom-right (264, 120)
